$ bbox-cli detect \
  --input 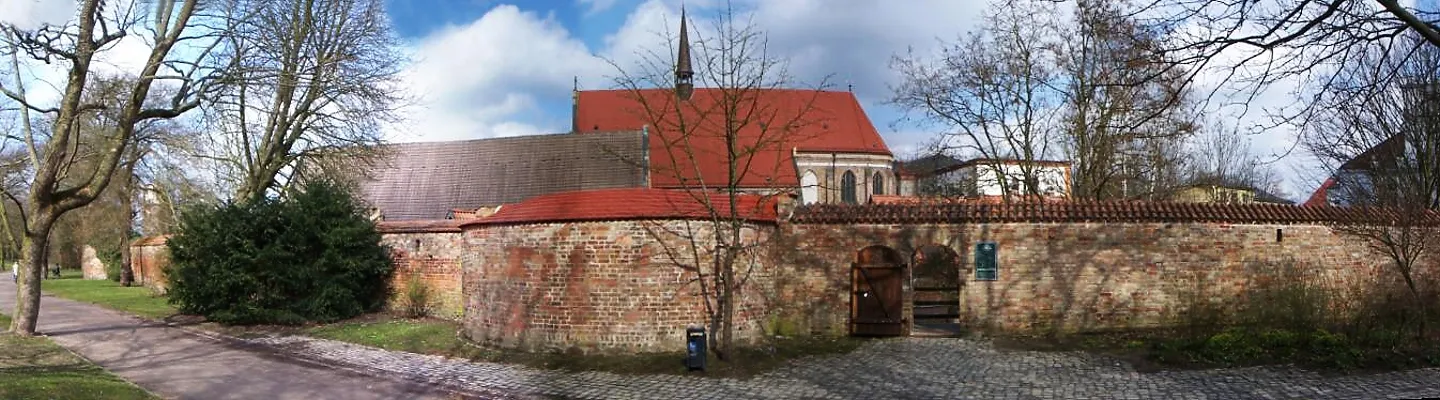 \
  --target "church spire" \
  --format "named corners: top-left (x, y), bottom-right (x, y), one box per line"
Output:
top-left (675, 6), bottom-right (694, 101)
